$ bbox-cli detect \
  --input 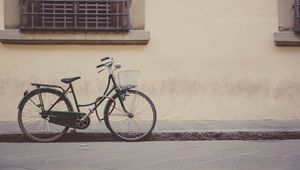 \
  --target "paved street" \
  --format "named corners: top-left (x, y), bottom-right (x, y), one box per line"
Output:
top-left (1, 140), bottom-right (300, 170)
